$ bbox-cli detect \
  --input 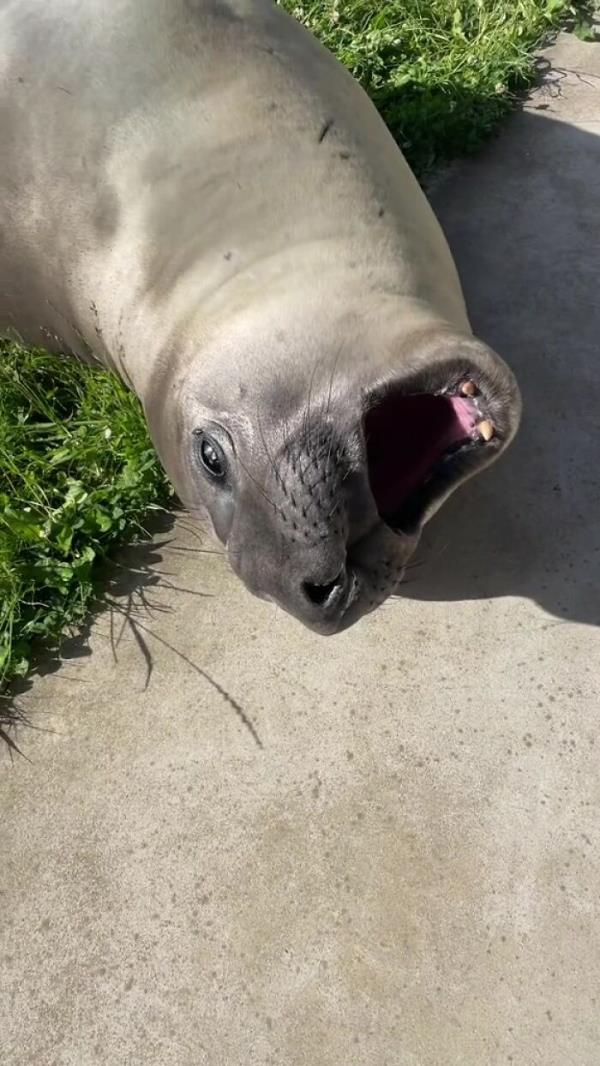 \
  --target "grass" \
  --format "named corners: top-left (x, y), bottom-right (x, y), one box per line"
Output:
top-left (0, 343), bottom-right (172, 711)
top-left (0, 0), bottom-right (592, 720)
top-left (279, 0), bottom-right (590, 176)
